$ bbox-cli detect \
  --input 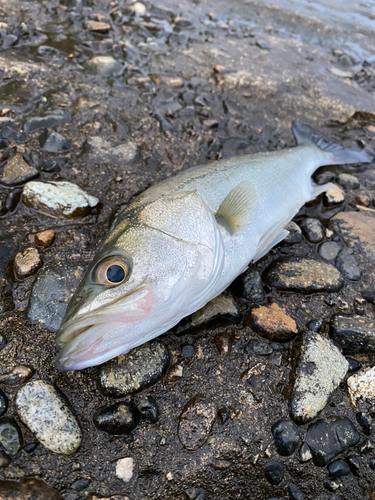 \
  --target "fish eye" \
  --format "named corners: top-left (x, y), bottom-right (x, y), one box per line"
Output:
top-left (94, 257), bottom-right (129, 286)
